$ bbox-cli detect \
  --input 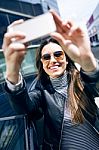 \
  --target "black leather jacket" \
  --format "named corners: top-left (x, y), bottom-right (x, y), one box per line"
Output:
top-left (4, 67), bottom-right (99, 150)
